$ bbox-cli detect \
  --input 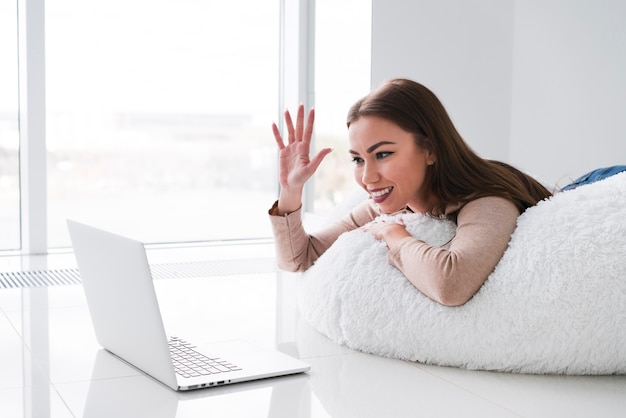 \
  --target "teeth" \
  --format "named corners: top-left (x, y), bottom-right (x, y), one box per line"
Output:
top-left (371, 187), bottom-right (392, 197)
